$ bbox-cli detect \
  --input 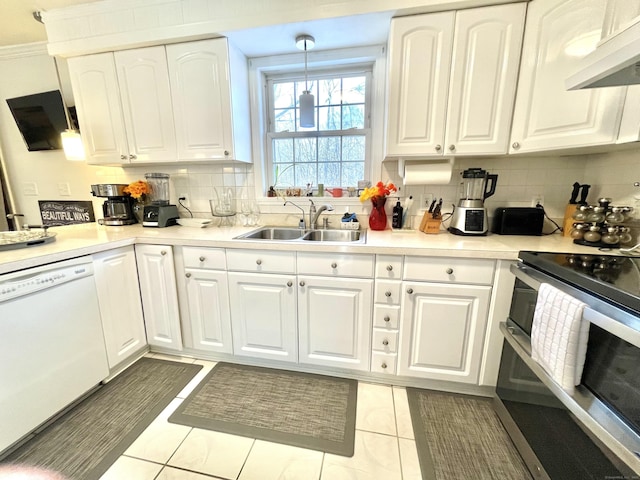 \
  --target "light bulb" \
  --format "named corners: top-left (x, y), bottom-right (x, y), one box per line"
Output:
top-left (61, 130), bottom-right (85, 161)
